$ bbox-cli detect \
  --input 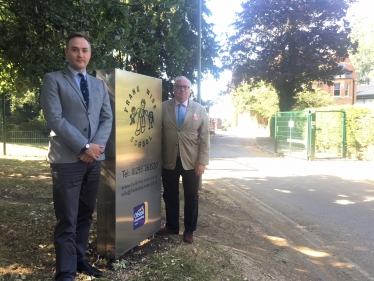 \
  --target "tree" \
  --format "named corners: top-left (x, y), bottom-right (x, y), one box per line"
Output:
top-left (0, 0), bottom-right (132, 94)
top-left (231, 82), bottom-right (279, 124)
top-left (123, 0), bottom-right (220, 100)
top-left (225, 0), bottom-right (355, 111)
top-left (348, 0), bottom-right (374, 84)
top-left (0, 0), bottom-right (220, 101)
top-left (293, 87), bottom-right (334, 110)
